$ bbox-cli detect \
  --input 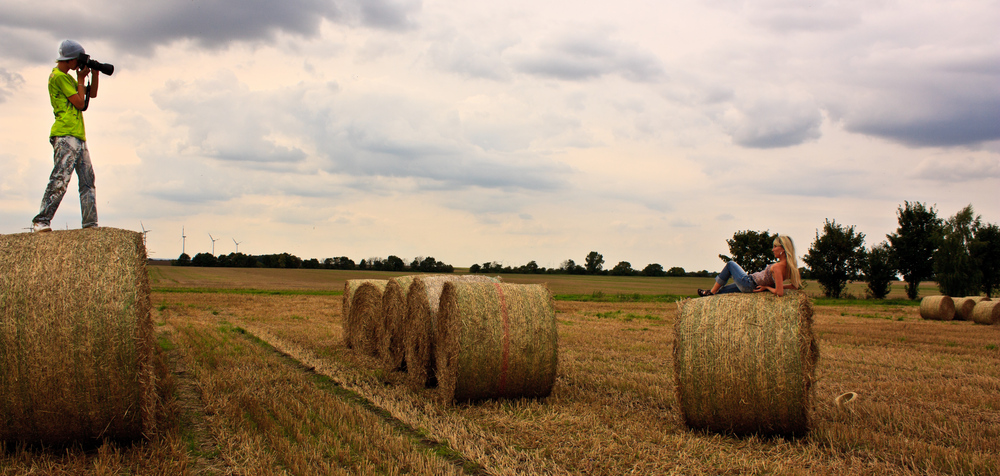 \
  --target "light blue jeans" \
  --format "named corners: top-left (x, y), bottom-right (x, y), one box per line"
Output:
top-left (715, 261), bottom-right (757, 294)
top-left (33, 136), bottom-right (97, 228)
